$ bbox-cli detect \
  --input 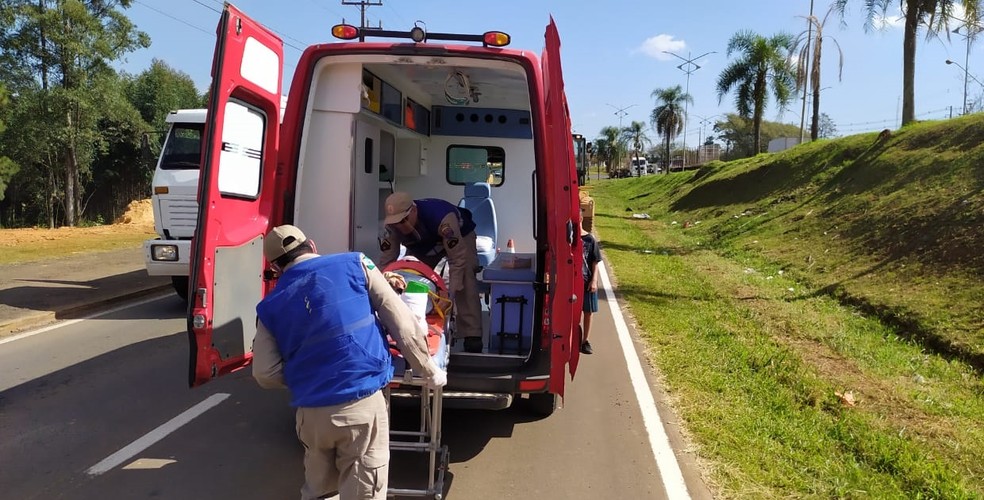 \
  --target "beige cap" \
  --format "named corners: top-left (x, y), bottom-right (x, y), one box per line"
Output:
top-left (264, 224), bottom-right (308, 262)
top-left (383, 192), bottom-right (415, 225)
